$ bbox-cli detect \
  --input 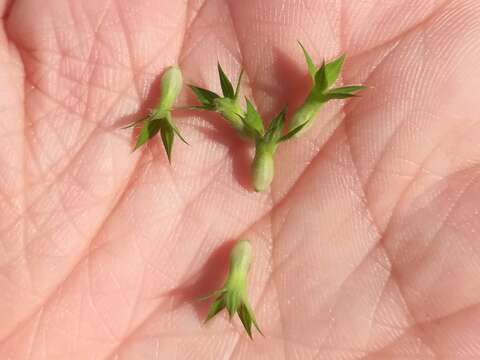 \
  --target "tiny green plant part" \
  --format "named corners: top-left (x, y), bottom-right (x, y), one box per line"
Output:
top-left (243, 101), bottom-right (306, 192)
top-left (188, 63), bottom-right (247, 135)
top-left (124, 65), bottom-right (187, 161)
top-left (289, 42), bottom-right (367, 136)
top-left (202, 239), bottom-right (262, 338)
